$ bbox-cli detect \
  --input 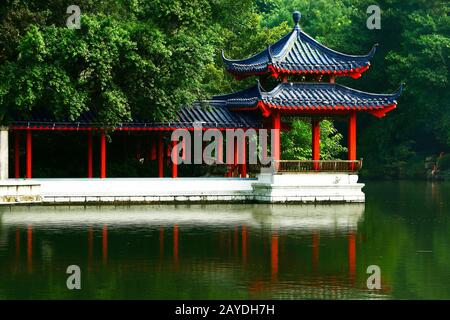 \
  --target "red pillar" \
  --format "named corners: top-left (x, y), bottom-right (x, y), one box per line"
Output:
top-left (87, 131), bottom-right (93, 178)
top-left (158, 133), bottom-right (164, 178)
top-left (239, 135), bottom-right (247, 178)
top-left (312, 119), bottom-right (320, 170)
top-left (217, 130), bottom-right (223, 164)
top-left (171, 140), bottom-right (178, 178)
top-left (272, 111), bottom-right (281, 162)
top-left (14, 131), bottom-right (20, 178)
top-left (348, 112), bottom-right (357, 161)
top-left (26, 130), bottom-right (32, 179)
top-left (100, 130), bottom-right (106, 178)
